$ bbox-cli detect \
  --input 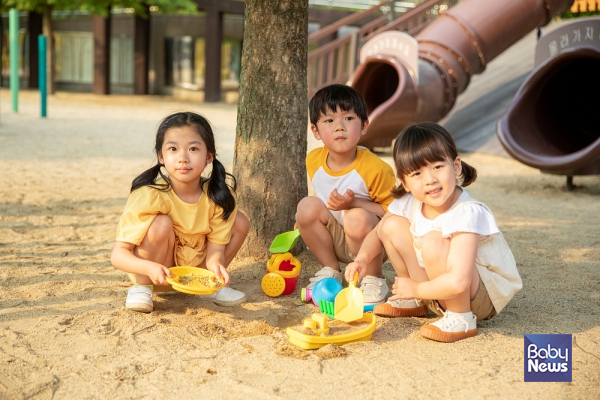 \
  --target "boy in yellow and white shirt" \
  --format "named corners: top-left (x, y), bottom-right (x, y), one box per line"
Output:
top-left (296, 84), bottom-right (396, 308)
